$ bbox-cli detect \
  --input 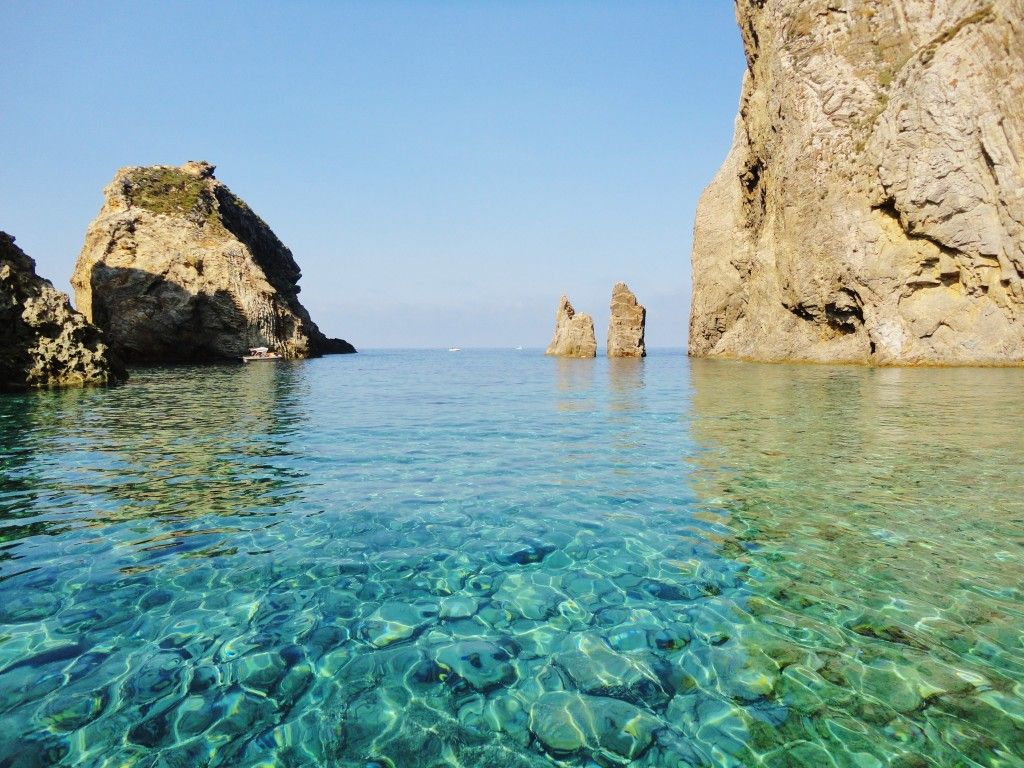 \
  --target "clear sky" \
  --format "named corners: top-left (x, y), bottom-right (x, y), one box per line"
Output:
top-left (1, 1), bottom-right (745, 349)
